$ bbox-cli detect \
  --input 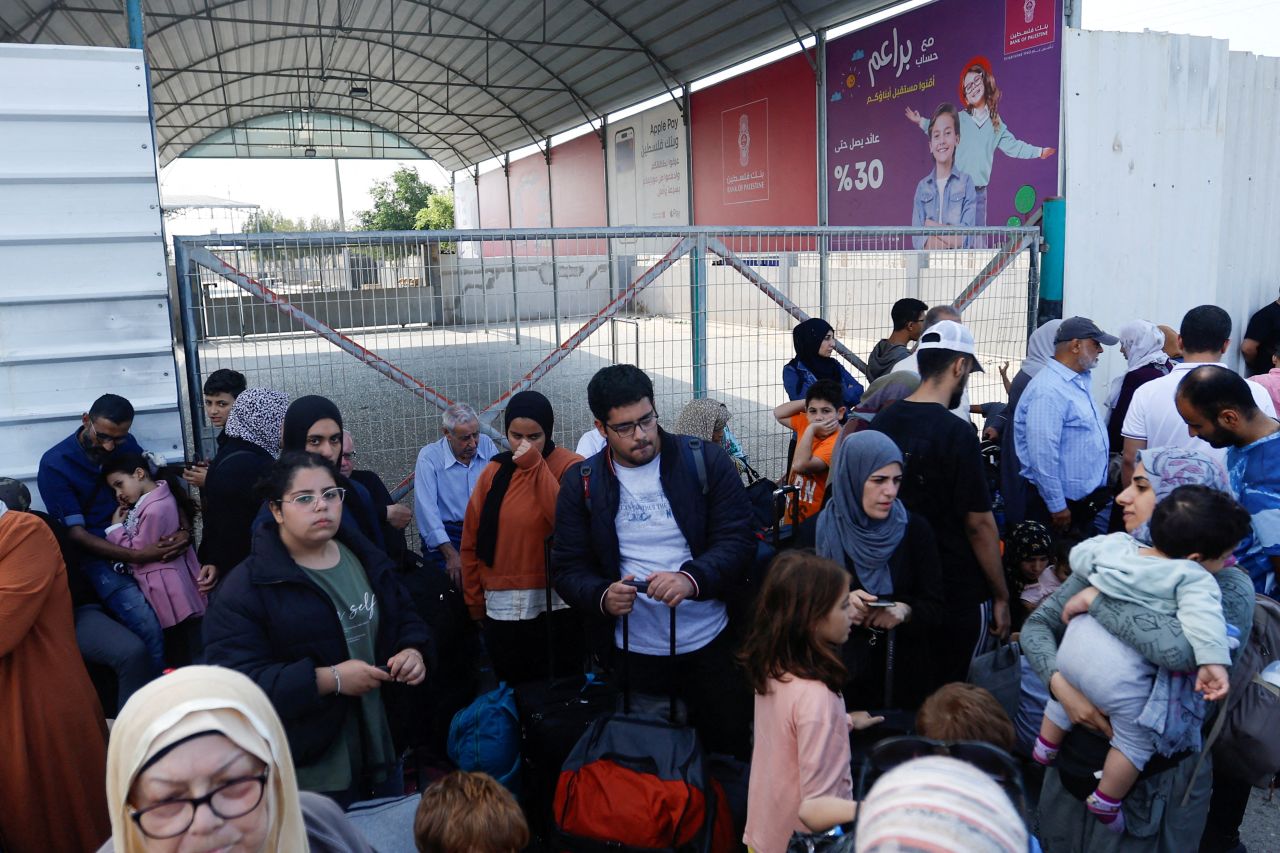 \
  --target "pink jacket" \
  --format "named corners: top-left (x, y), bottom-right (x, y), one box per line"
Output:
top-left (106, 481), bottom-right (206, 628)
